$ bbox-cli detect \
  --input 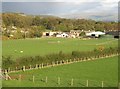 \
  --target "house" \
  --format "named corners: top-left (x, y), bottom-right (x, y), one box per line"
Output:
top-left (56, 33), bottom-right (68, 38)
top-left (70, 30), bottom-right (81, 38)
top-left (69, 30), bottom-right (92, 38)
top-left (86, 31), bottom-right (105, 38)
